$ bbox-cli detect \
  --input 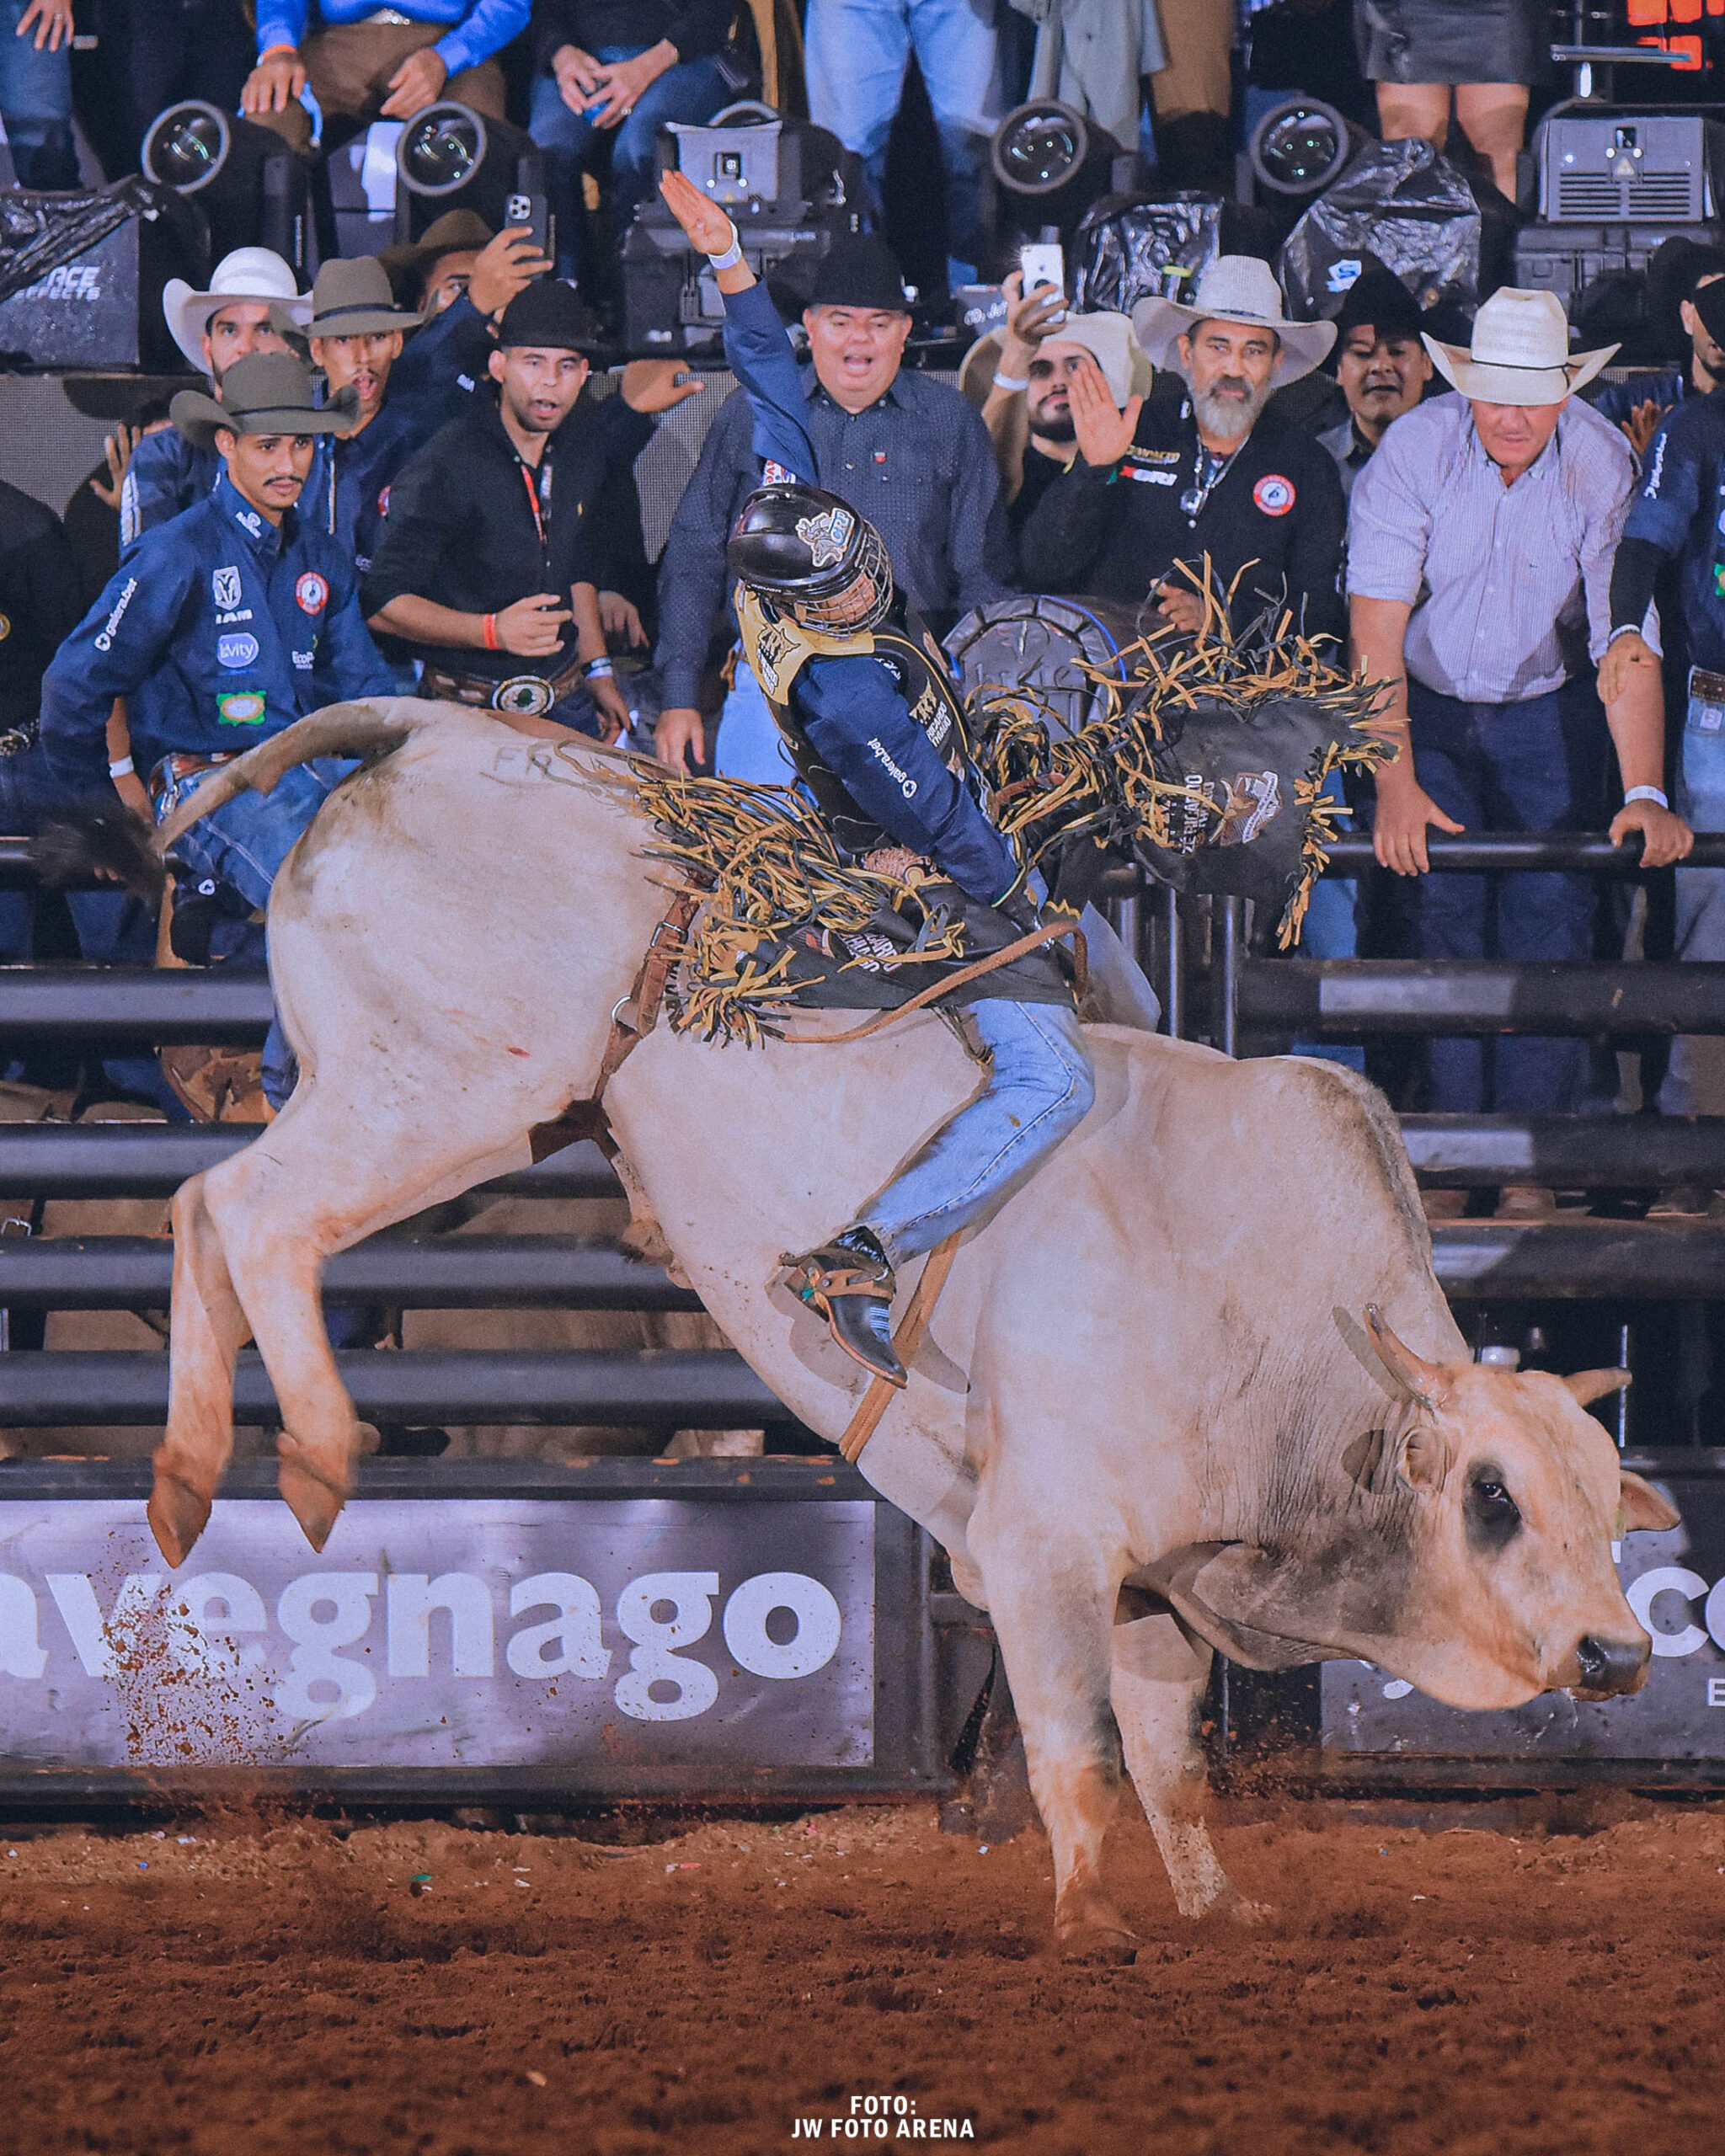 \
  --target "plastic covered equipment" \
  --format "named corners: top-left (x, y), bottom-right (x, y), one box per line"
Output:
top-left (1279, 137), bottom-right (1481, 321)
top-left (1071, 194), bottom-right (1224, 318)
